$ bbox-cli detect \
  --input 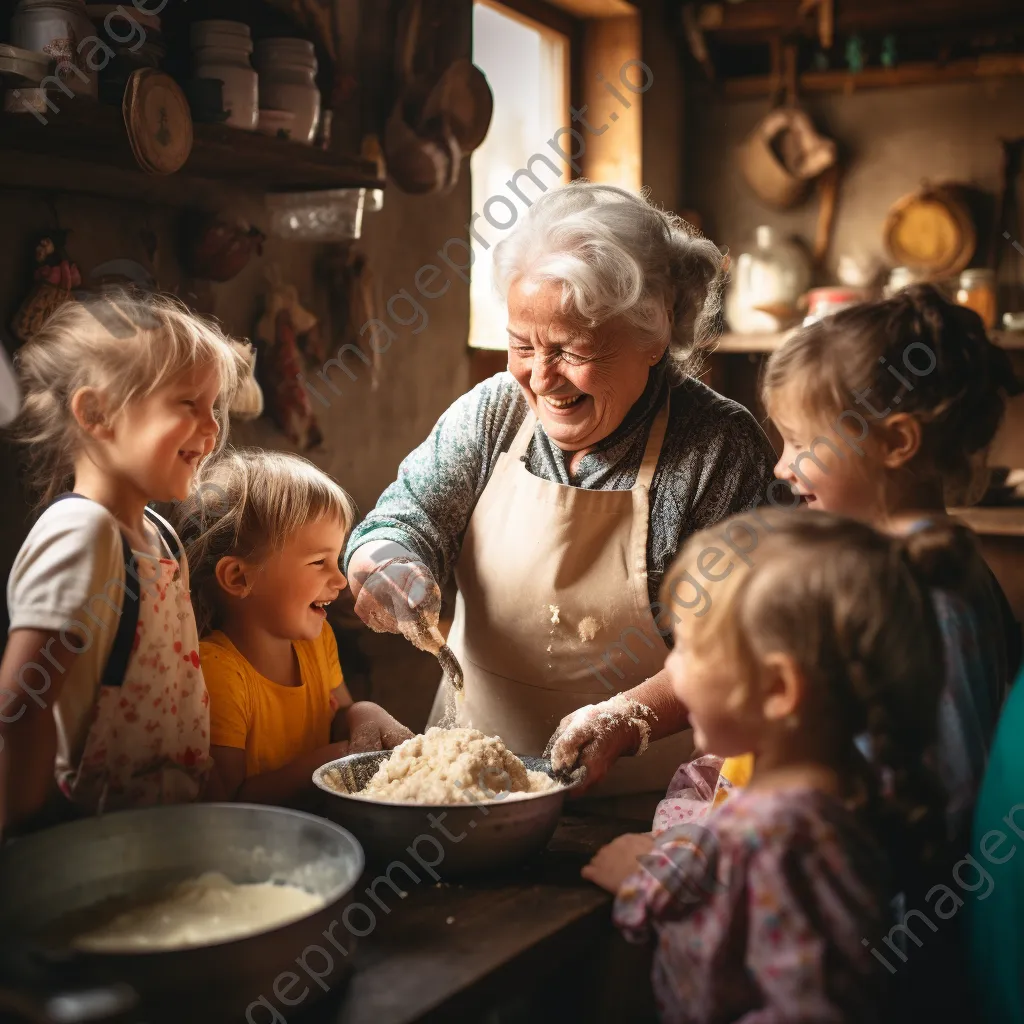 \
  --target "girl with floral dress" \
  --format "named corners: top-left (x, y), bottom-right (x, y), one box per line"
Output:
top-left (584, 510), bottom-right (957, 1024)
top-left (1, 291), bottom-right (243, 831)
